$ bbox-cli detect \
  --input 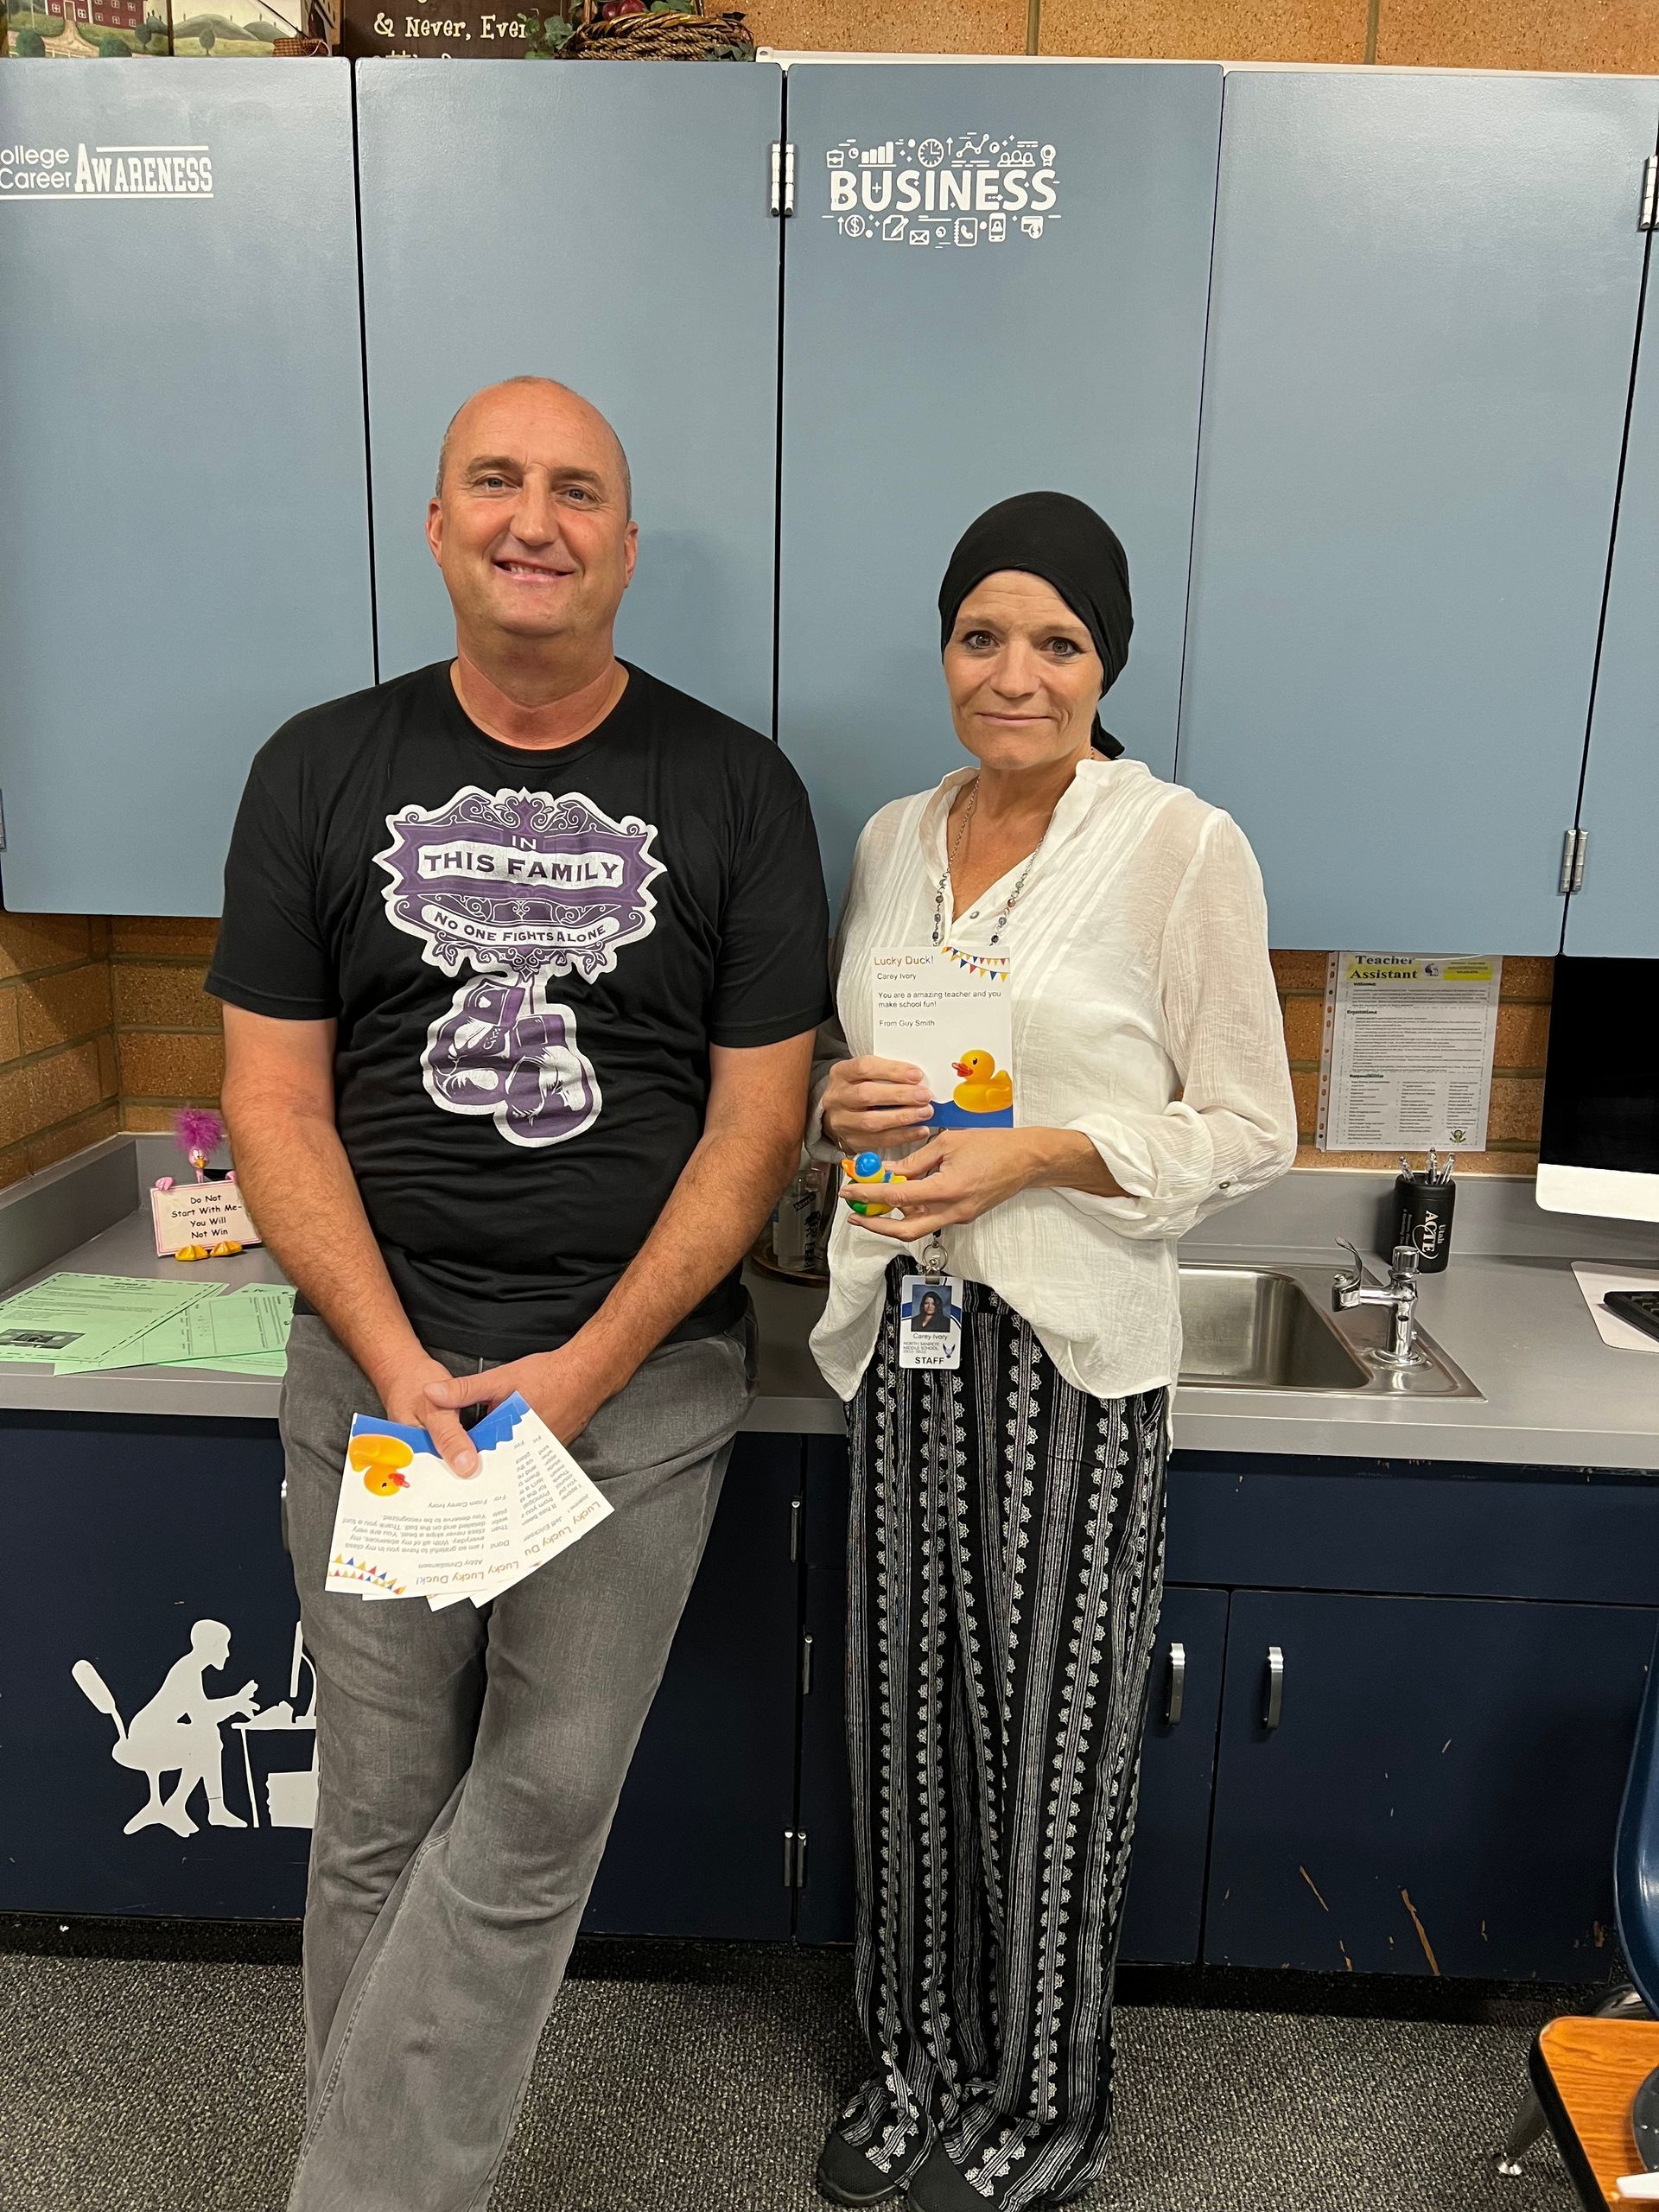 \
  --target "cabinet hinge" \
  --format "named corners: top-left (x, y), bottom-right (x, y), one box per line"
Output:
top-left (800, 1630), bottom-right (815, 1696)
top-left (770, 142), bottom-right (796, 218)
top-left (782, 1827), bottom-right (809, 1888)
top-left (788, 1496), bottom-right (803, 1563)
top-left (1559, 826), bottom-right (1588, 896)
top-left (1641, 153), bottom-right (1658, 233)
